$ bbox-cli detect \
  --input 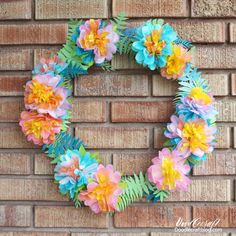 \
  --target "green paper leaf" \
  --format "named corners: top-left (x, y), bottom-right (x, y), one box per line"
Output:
top-left (79, 145), bottom-right (86, 157)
